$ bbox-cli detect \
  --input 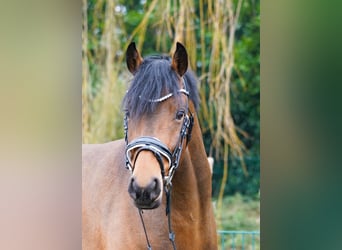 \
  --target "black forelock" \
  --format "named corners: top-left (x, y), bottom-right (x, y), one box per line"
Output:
top-left (122, 55), bottom-right (199, 119)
